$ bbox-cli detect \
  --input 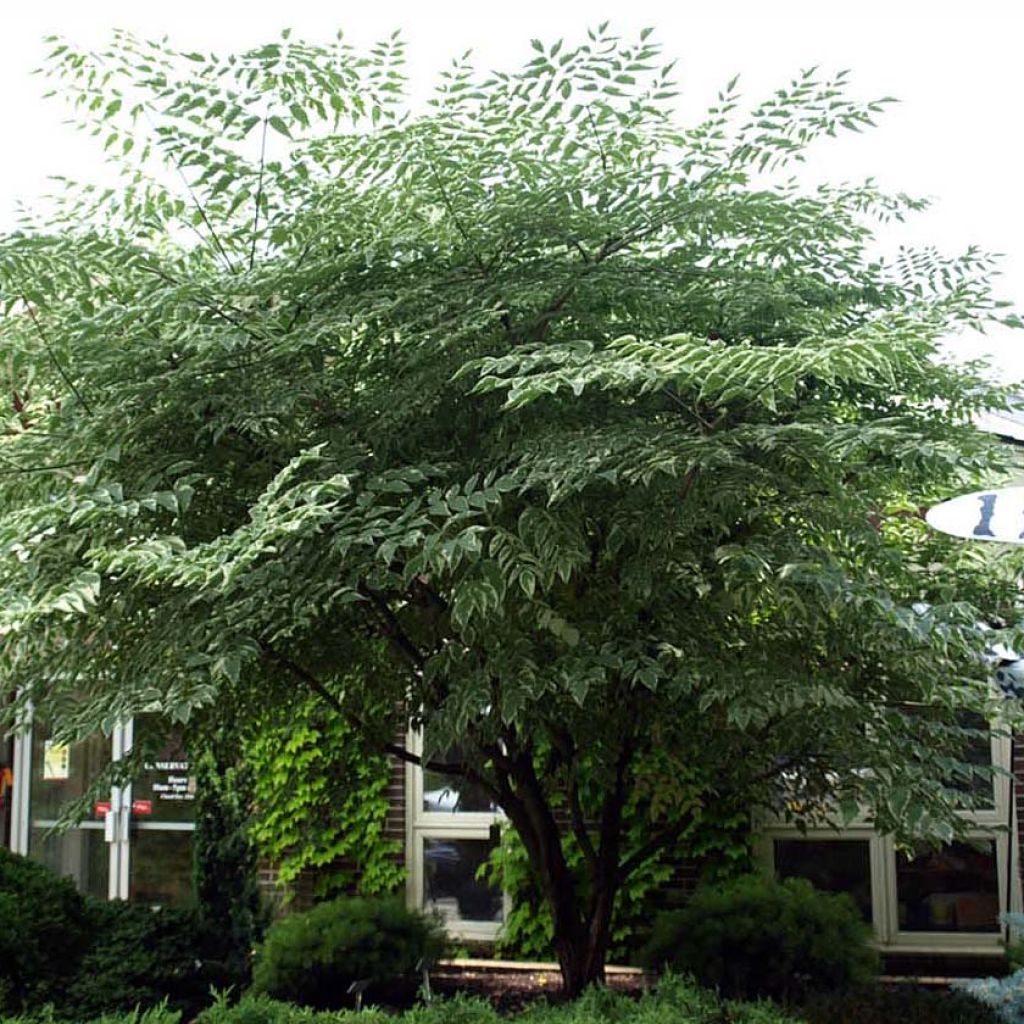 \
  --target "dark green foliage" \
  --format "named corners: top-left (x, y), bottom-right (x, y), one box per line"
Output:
top-left (488, 796), bottom-right (751, 963)
top-left (250, 897), bottom-right (445, 1009)
top-left (192, 723), bottom-right (263, 987)
top-left (195, 980), bottom-right (801, 1024)
top-left (0, 1007), bottom-right (182, 1024)
top-left (61, 901), bottom-right (213, 1020)
top-left (642, 874), bottom-right (879, 1001)
top-left (799, 986), bottom-right (1002, 1024)
top-left (0, 848), bottom-right (91, 1012)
